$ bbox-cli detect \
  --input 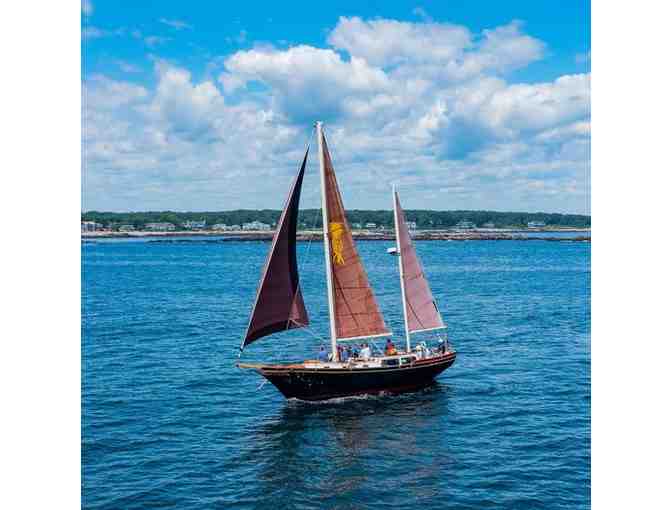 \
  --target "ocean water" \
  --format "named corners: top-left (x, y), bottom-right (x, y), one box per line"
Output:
top-left (82, 238), bottom-right (590, 509)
